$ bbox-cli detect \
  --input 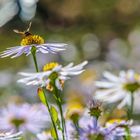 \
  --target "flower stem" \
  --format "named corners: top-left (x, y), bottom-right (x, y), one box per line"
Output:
top-left (31, 49), bottom-right (59, 140)
top-left (31, 46), bottom-right (39, 72)
top-left (124, 126), bottom-right (131, 140)
top-left (53, 86), bottom-right (66, 140)
top-left (127, 93), bottom-right (134, 120)
top-left (42, 87), bottom-right (59, 140)
top-left (72, 119), bottom-right (79, 135)
top-left (130, 93), bottom-right (134, 118)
